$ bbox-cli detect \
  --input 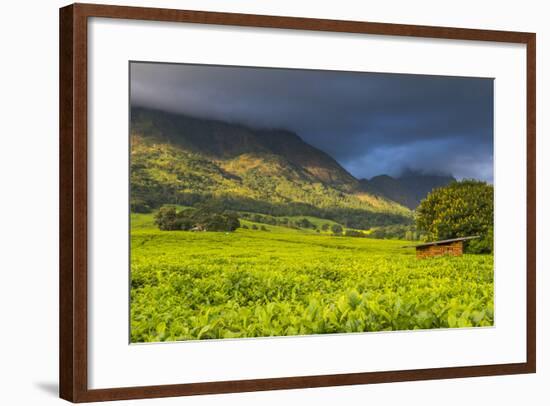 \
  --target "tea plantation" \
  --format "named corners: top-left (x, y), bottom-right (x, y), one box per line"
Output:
top-left (130, 213), bottom-right (494, 342)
